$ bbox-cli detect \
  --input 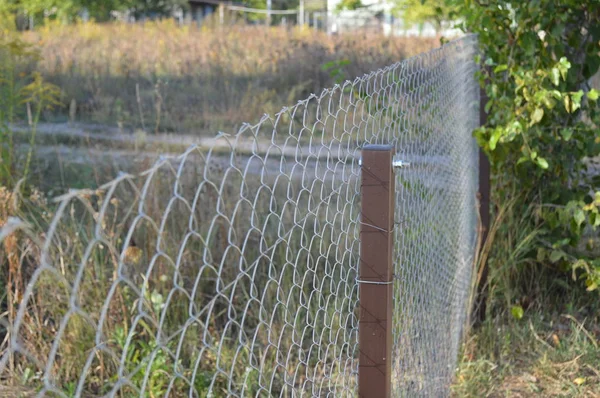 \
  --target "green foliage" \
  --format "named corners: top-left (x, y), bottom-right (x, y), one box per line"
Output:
top-left (111, 325), bottom-right (177, 396)
top-left (321, 59), bottom-right (351, 84)
top-left (335, 0), bottom-right (363, 11)
top-left (2, 0), bottom-right (91, 23)
top-left (0, 0), bottom-right (187, 24)
top-left (0, 30), bottom-right (61, 188)
top-left (394, 0), bottom-right (458, 32)
top-left (456, 1), bottom-right (600, 300)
